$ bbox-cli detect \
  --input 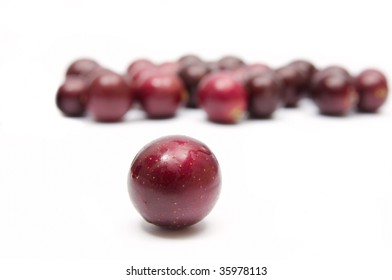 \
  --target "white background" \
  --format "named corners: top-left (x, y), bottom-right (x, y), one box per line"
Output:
top-left (0, 0), bottom-right (392, 279)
